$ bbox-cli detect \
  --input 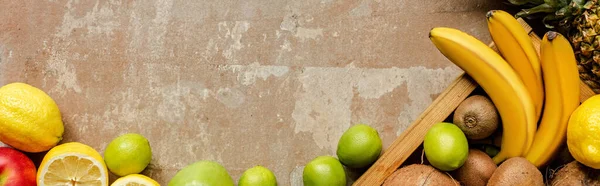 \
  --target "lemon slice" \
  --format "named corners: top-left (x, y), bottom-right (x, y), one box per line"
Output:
top-left (37, 142), bottom-right (109, 186)
top-left (111, 174), bottom-right (160, 186)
